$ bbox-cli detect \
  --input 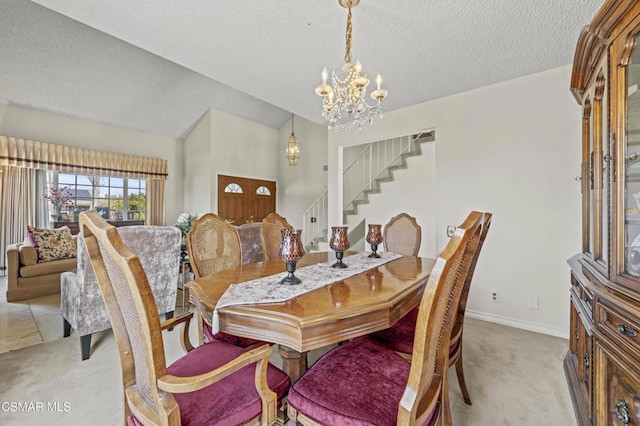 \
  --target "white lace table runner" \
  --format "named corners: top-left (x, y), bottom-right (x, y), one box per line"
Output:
top-left (211, 251), bottom-right (401, 333)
